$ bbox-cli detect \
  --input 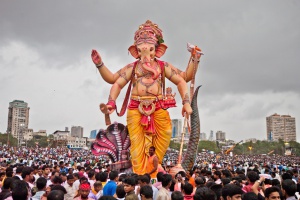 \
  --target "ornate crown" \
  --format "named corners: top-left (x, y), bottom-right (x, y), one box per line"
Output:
top-left (134, 20), bottom-right (164, 45)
